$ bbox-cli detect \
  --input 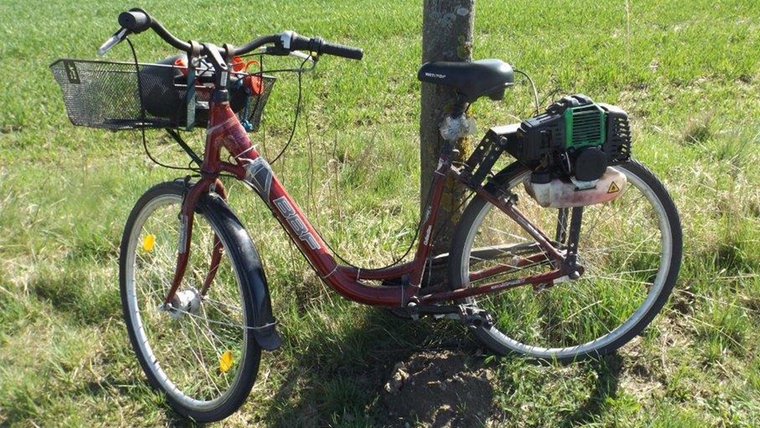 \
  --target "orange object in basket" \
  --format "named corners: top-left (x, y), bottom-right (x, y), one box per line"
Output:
top-left (174, 57), bottom-right (188, 76)
top-left (244, 75), bottom-right (263, 96)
